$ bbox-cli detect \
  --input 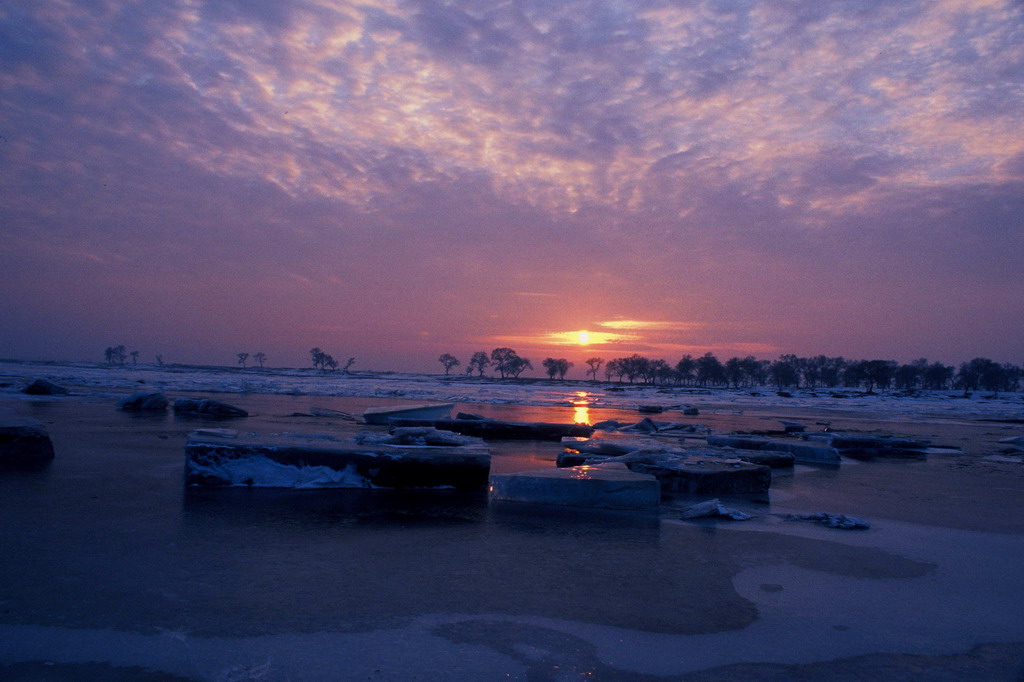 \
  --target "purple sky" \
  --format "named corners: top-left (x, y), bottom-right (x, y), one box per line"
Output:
top-left (2, 0), bottom-right (1022, 374)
